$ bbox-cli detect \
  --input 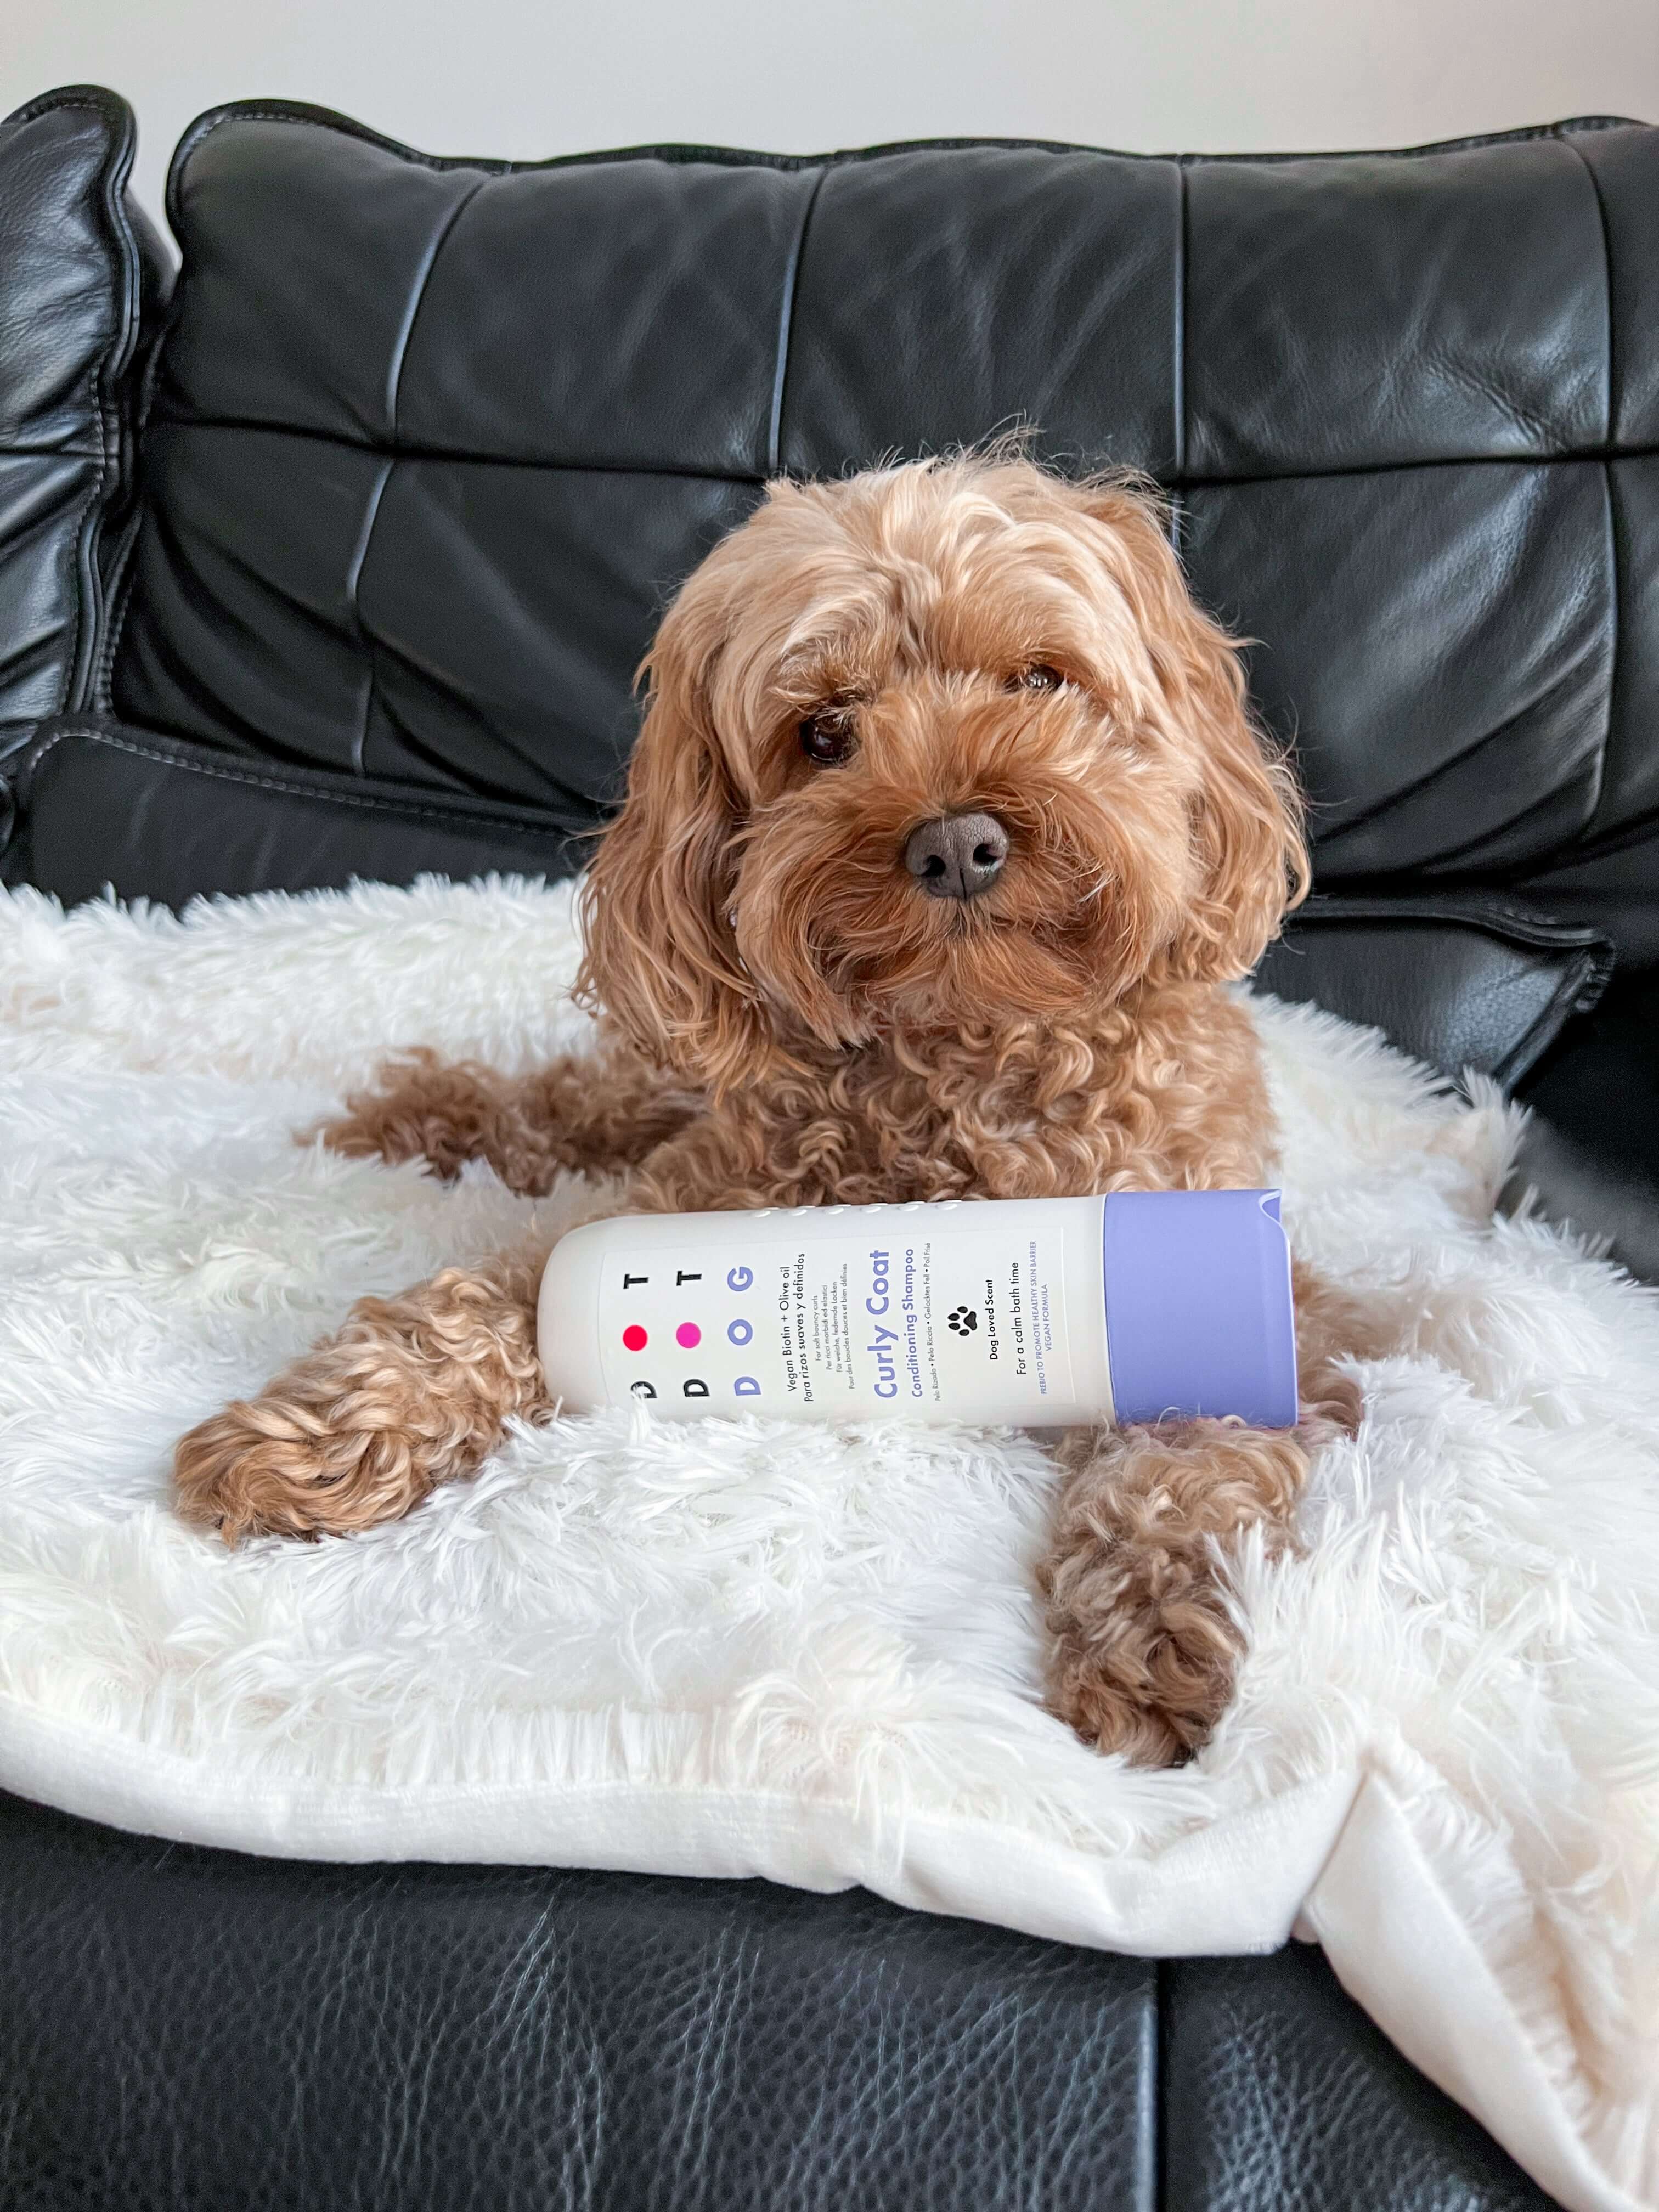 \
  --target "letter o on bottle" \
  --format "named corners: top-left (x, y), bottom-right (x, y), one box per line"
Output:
top-left (727, 1317), bottom-right (753, 1346)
